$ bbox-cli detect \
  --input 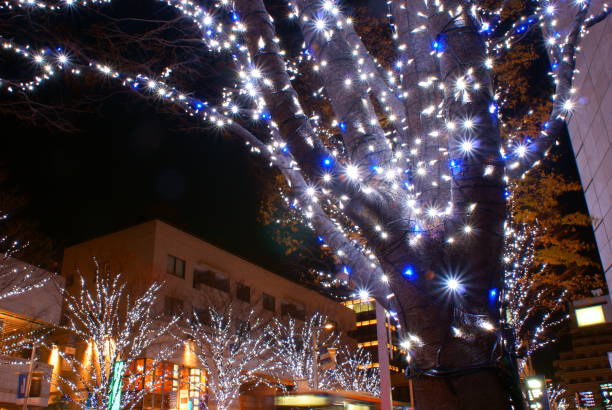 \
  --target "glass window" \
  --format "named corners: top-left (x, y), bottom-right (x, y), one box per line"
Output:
top-left (281, 300), bottom-right (306, 321)
top-left (193, 269), bottom-right (229, 292)
top-left (167, 255), bottom-right (186, 279)
top-left (263, 293), bottom-right (275, 312)
top-left (236, 283), bottom-right (250, 303)
top-left (29, 374), bottom-right (42, 397)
